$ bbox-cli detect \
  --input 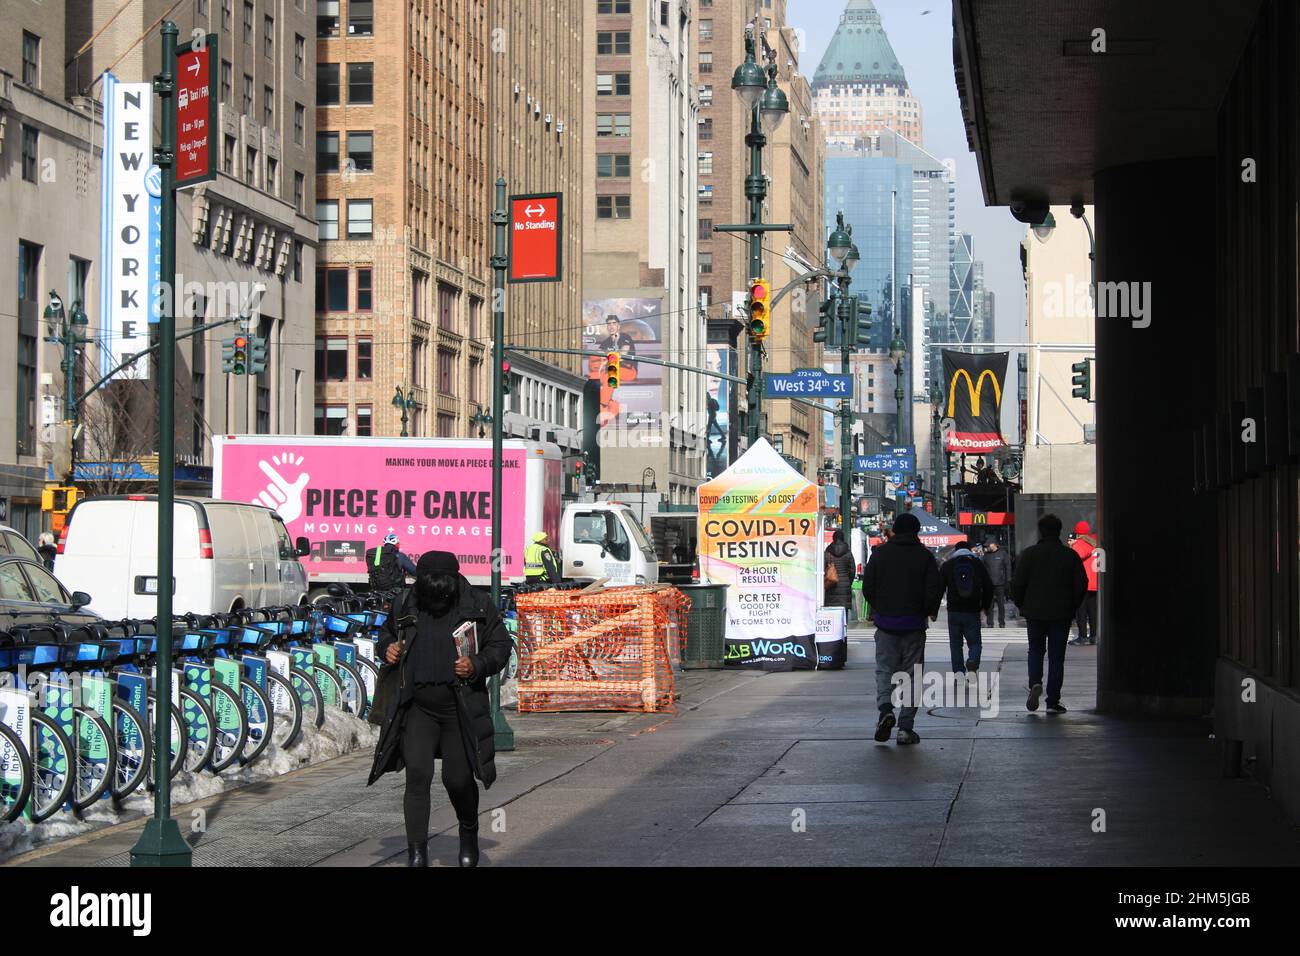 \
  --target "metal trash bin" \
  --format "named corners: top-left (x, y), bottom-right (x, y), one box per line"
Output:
top-left (679, 584), bottom-right (728, 669)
